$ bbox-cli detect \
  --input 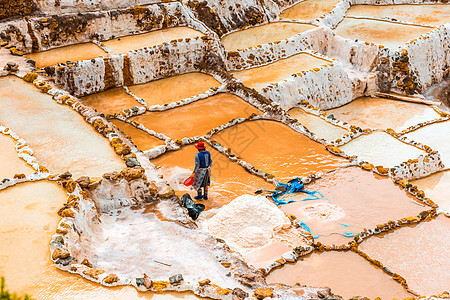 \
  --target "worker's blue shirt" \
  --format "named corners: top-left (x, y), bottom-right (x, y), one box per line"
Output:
top-left (194, 151), bottom-right (212, 172)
